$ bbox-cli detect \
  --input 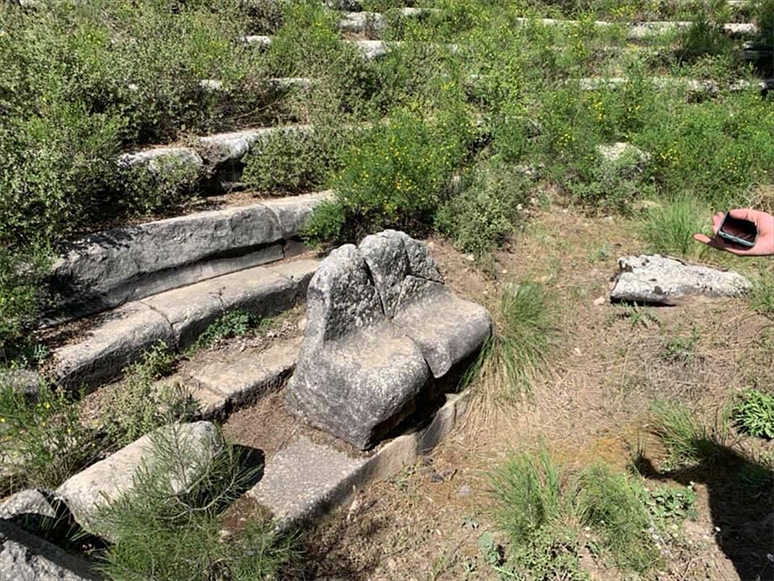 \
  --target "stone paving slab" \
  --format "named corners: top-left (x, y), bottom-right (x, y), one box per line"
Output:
top-left (248, 391), bottom-right (469, 527)
top-left (186, 336), bottom-right (302, 419)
